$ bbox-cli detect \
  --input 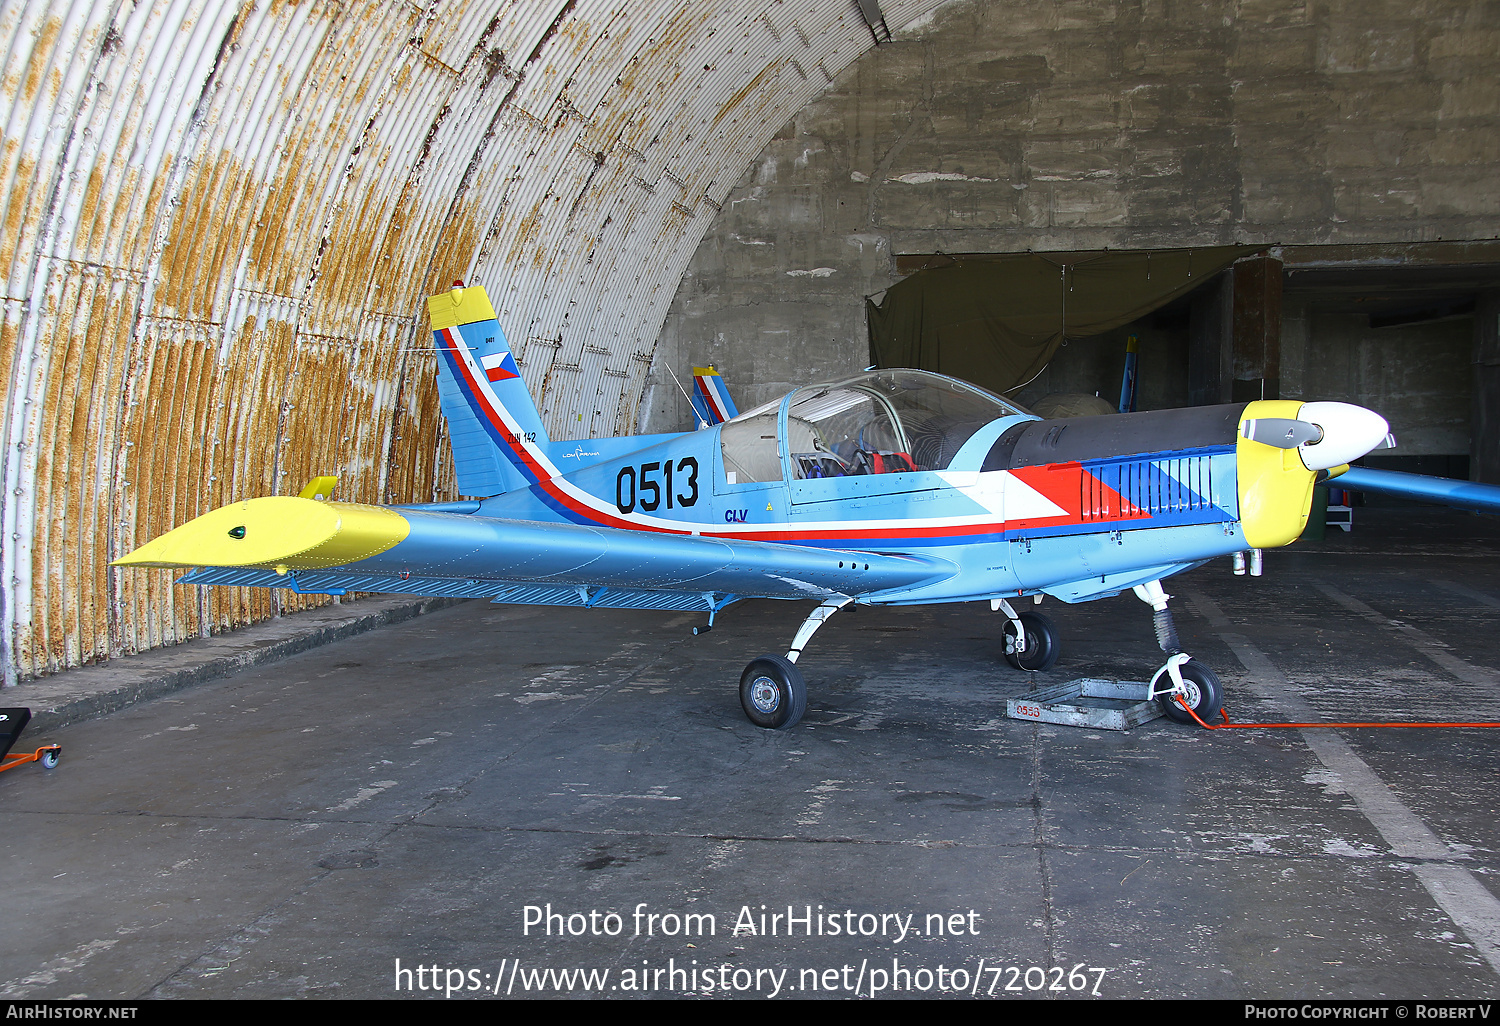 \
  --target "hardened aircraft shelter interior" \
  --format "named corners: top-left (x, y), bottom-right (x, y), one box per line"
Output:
top-left (3, 0), bottom-right (1500, 1001)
